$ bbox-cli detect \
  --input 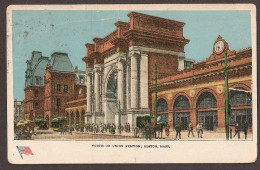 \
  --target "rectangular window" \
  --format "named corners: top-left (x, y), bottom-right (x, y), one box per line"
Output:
top-left (57, 98), bottom-right (60, 106)
top-left (64, 85), bottom-right (68, 92)
top-left (34, 90), bottom-right (38, 97)
top-left (80, 76), bottom-right (84, 84)
top-left (57, 84), bottom-right (61, 91)
top-left (35, 77), bottom-right (41, 85)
